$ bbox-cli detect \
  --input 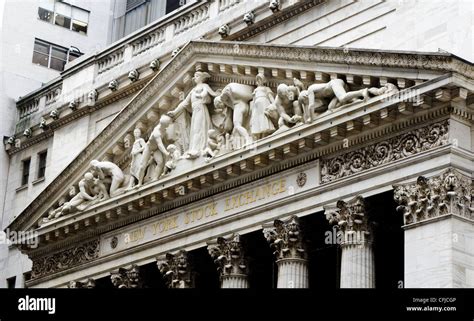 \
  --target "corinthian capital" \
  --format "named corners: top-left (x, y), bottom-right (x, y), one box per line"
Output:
top-left (324, 195), bottom-right (370, 237)
top-left (263, 215), bottom-right (306, 260)
top-left (68, 278), bottom-right (95, 288)
top-left (207, 234), bottom-right (247, 277)
top-left (394, 168), bottom-right (473, 225)
top-left (110, 264), bottom-right (142, 288)
top-left (157, 250), bottom-right (193, 288)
